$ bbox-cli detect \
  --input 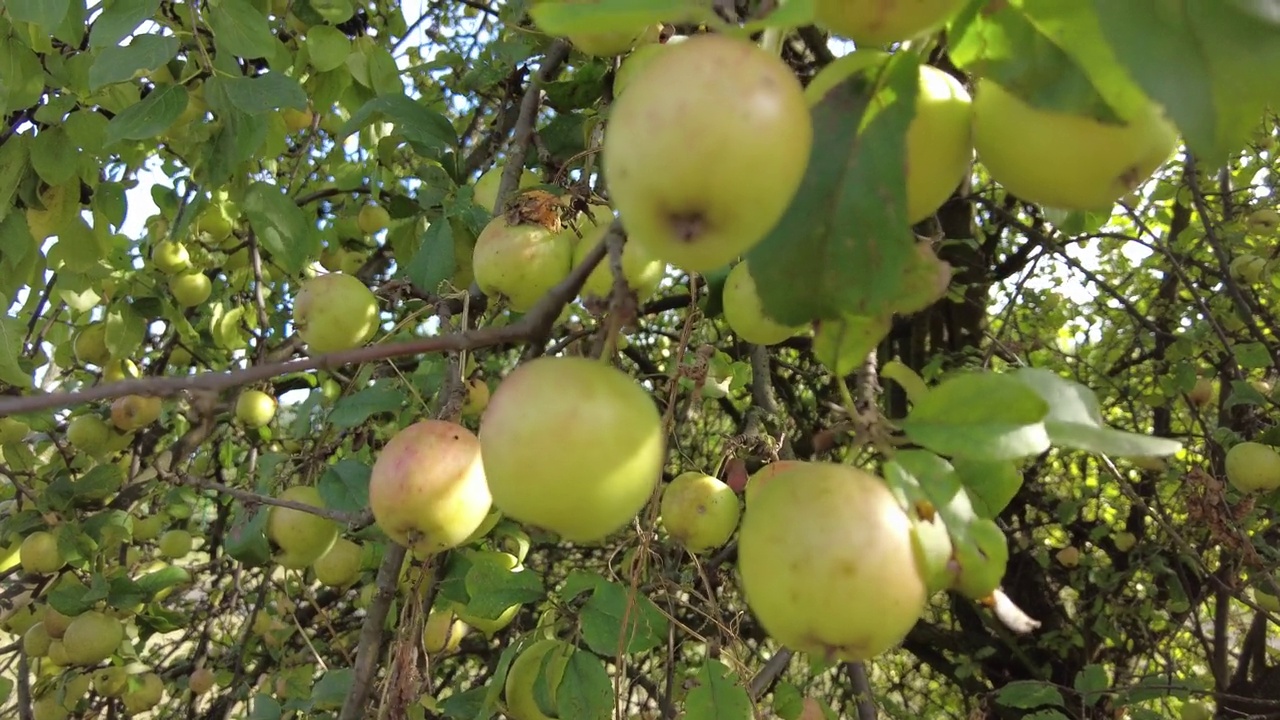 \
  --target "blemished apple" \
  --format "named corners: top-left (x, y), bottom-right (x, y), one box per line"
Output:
top-left (722, 261), bottom-right (804, 346)
top-left (189, 667), bottom-right (216, 695)
top-left (110, 394), bottom-right (162, 431)
top-left (357, 203), bottom-right (391, 234)
top-left (472, 216), bottom-right (575, 313)
top-left (659, 472), bottom-right (742, 553)
top-left (972, 78), bottom-right (1179, 211)
top-left (814, 0), bottom-right (965, 45)
top-left (479, 356), bottom-right (664, 543)
top-left (504, 637), bottom-right (575, 720)
top-left (312, 537), bottom-right (363, 587)
top-left (461, 378), bottom-right (490, 419)
top-left (603, 33), bottom-right (813, 273)
top-left (235, 389), bottom-right (278, 428)
top-left (737, 462), bottom-right (928, 662)
top-left (1225, 441), bottom-right (1280, 493)
top-left (93, 666), bottom-right (129, 697)
top-left (62, 610), bottom-right (124, 665)
top-left (292, 272), bottom-right (380, 354)
top-left (369, 420), bottom-right (492, 556)
top-left (151, 240), bottom-right (192, 274)
top-left (267, 485), bottom-right (339, 568)
top-left (806, 49), bottom-right (973, 224)
top-left (473, 164), bottom-right (539, 213)
top-left (569, 211), bottom-right (665, 302)
top-left (158, 529), bottom-right (193, 559)
top-left (20, 531), bottom-right (65, 575)
top-left (169, 271), bottom-right (213, 307)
